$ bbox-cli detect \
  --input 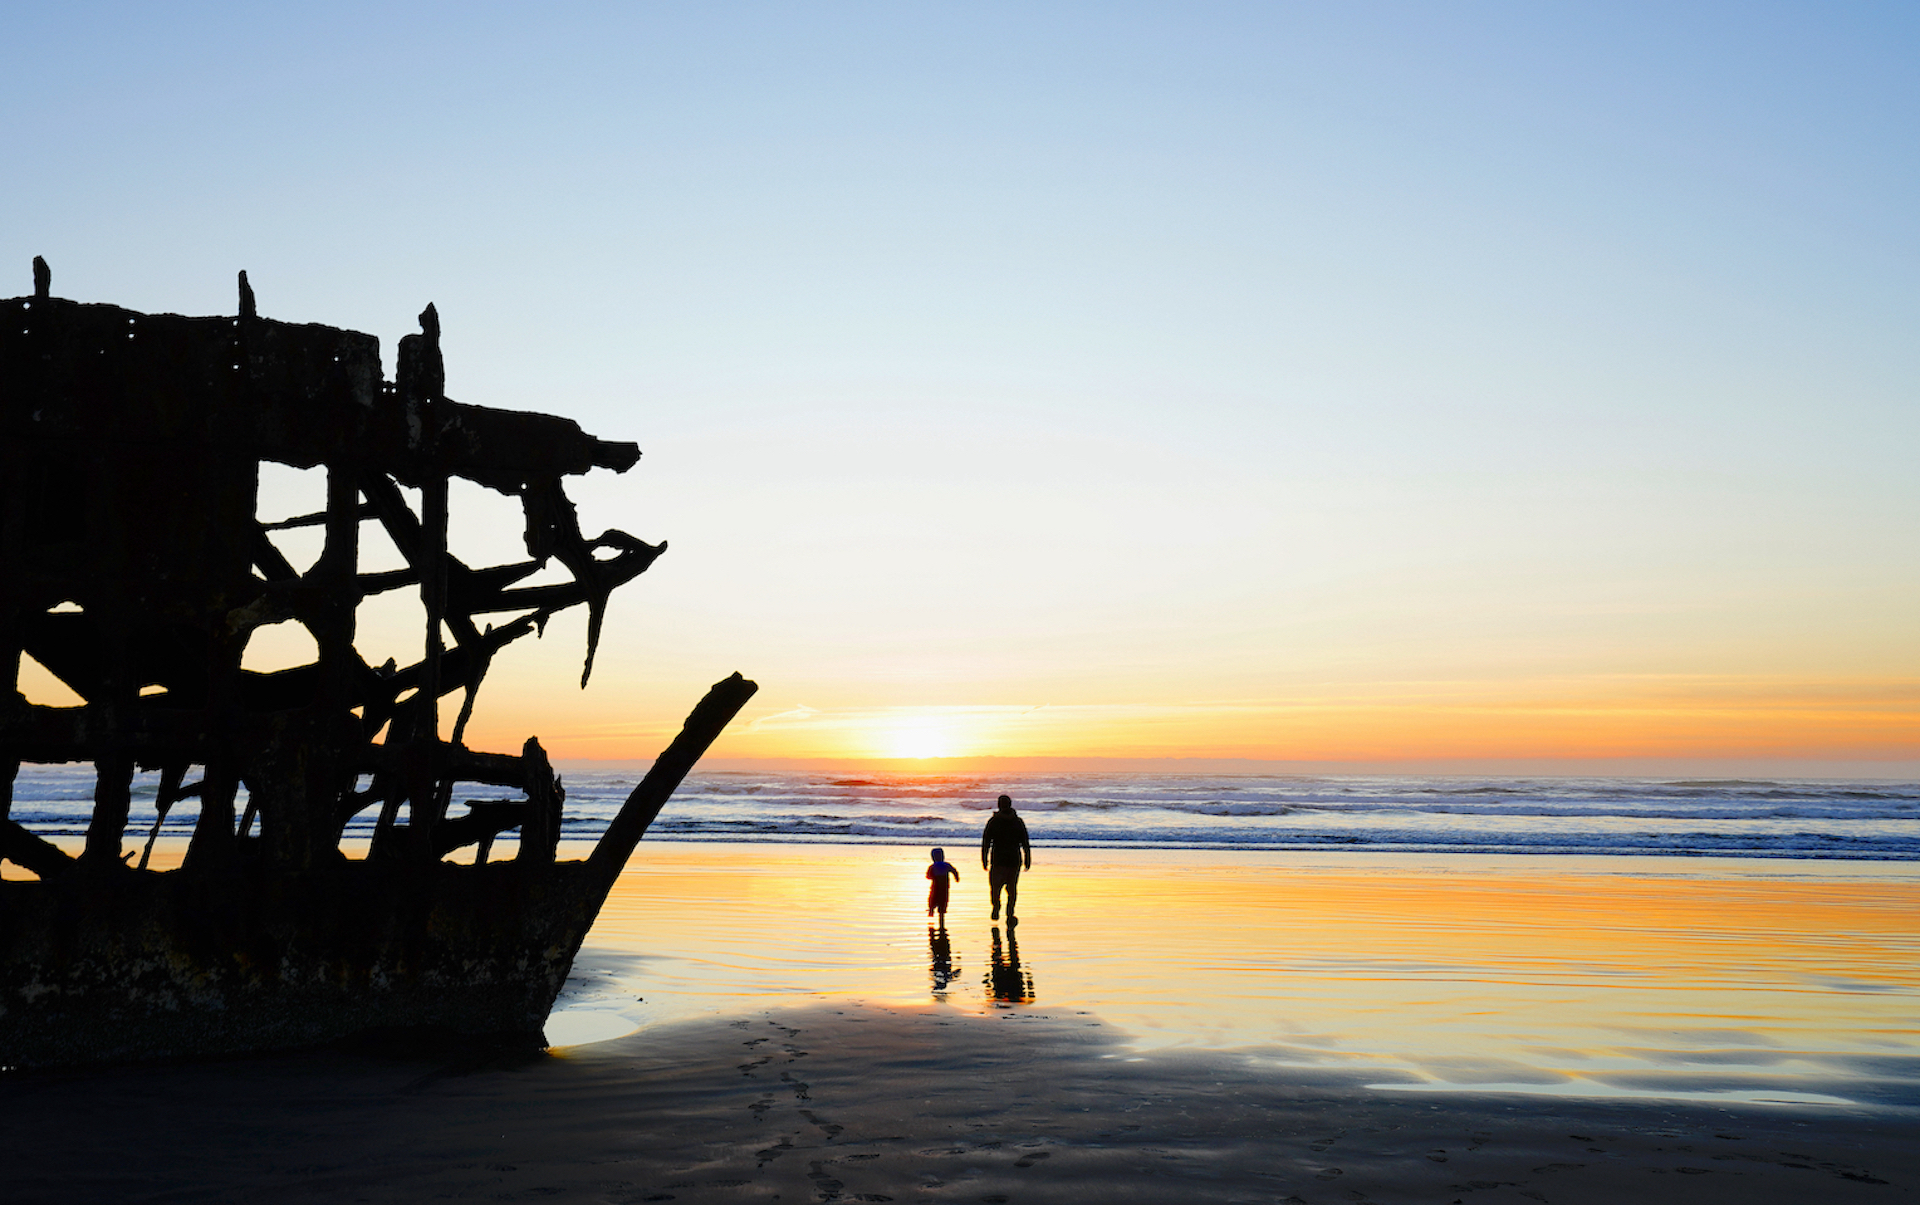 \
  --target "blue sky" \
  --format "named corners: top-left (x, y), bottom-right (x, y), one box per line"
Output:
top-left (7, 2), bottom-right (1917, 766)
